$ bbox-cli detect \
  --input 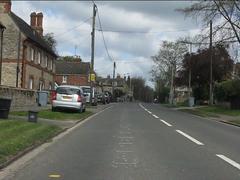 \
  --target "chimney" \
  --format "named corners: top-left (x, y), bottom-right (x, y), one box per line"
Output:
top-left (30, 12), bottom-right (43, 36)
top-left (30, 12), bottom-right (37, 26)
top-left (0, 0), bottom-right (11, 13)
